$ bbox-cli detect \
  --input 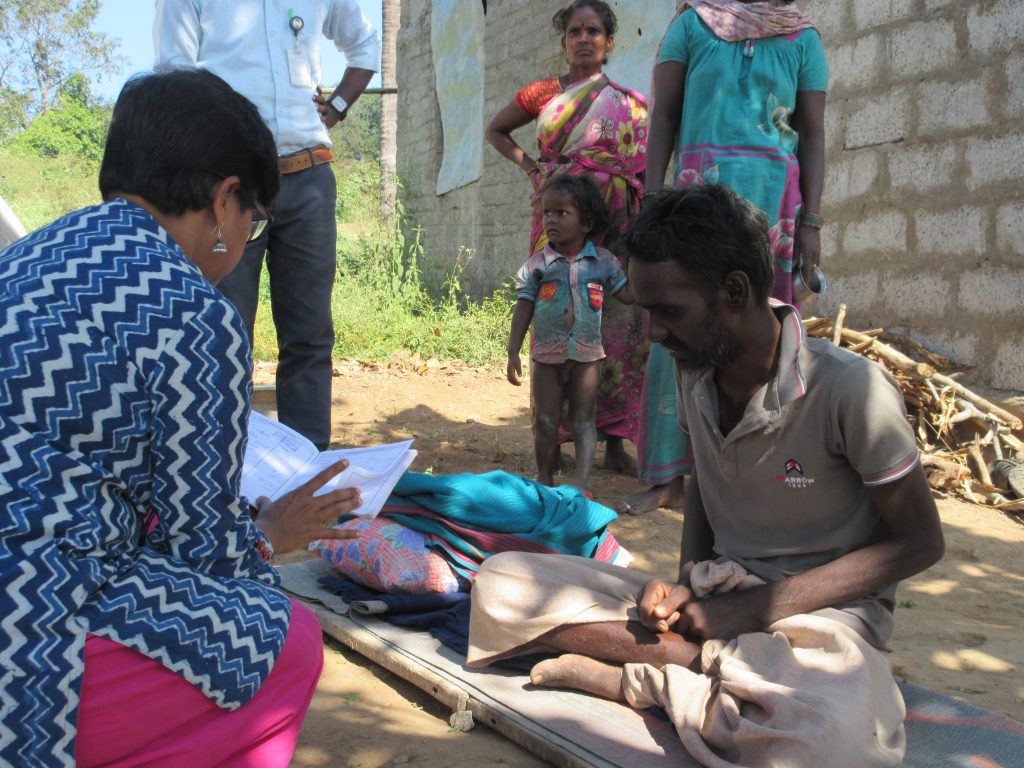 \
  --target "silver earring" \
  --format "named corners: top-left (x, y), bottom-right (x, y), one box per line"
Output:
top-left (212, 224), bottom-right (227, 254)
